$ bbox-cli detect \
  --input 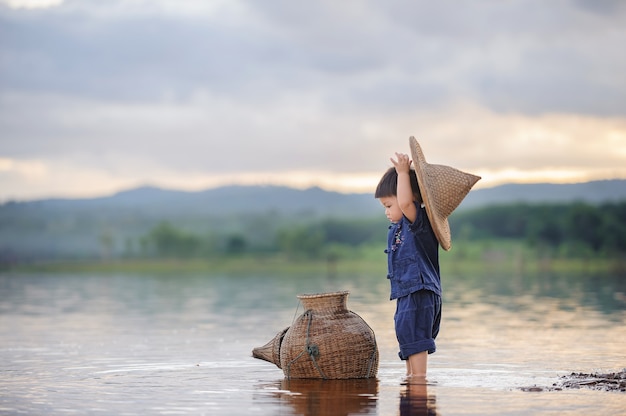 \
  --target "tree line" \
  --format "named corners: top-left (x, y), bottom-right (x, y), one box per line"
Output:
top-left (138, 217), bottom-right (390, 259)
top-left (138, 201), bottom-right (626, 260)
top-left (450, 201), bottom-right (626, 256)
